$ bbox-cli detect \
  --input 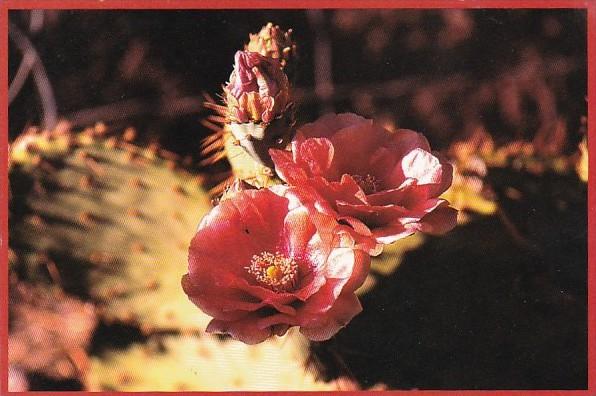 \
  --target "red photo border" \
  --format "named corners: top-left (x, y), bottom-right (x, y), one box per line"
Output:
top-left (1, 1), bottom-right (593, 395)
